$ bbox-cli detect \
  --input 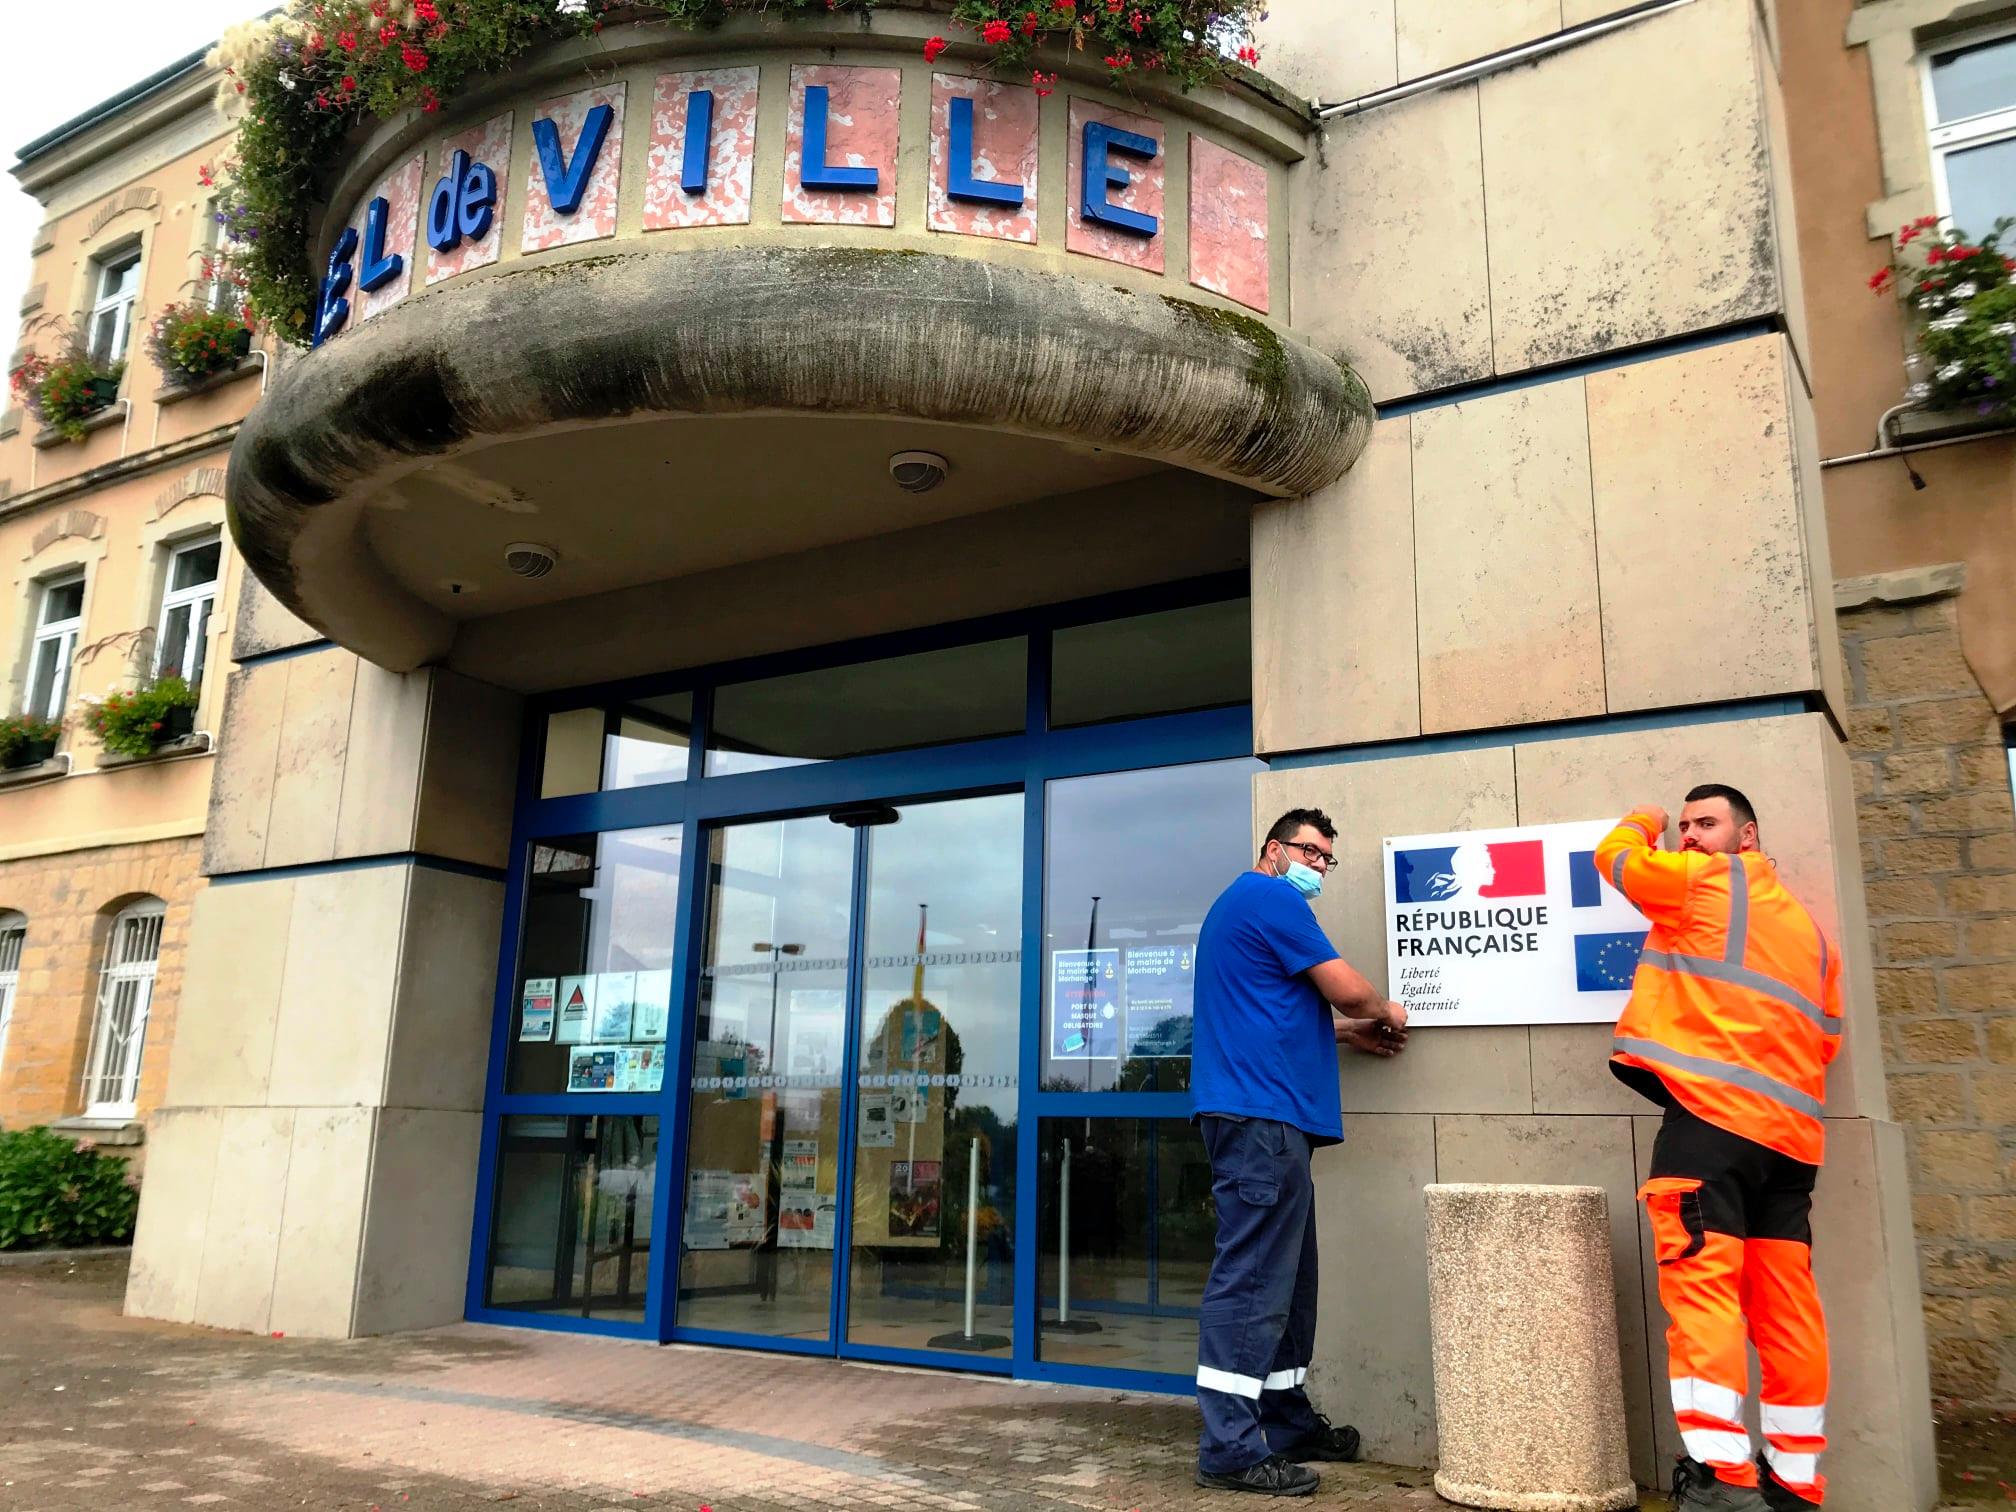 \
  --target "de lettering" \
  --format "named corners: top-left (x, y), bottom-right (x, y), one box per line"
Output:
top-left (317, 92), bottom-right (1161, 345)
